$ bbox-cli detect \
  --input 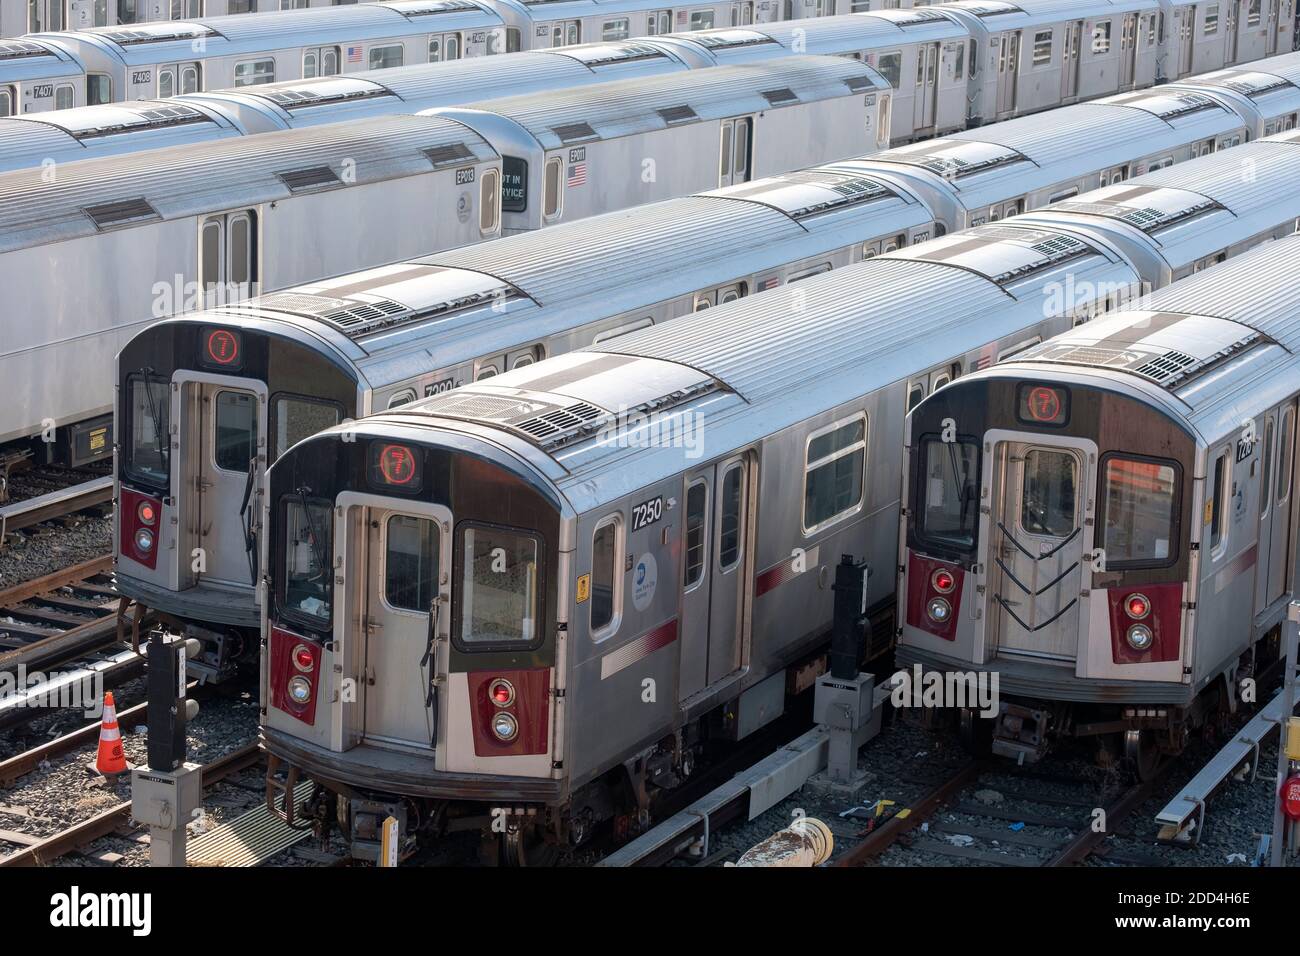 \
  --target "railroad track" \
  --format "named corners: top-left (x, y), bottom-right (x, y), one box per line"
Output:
top-left (0, 742), bottom-right (260, 867)
top-left (0, 475), bottom-right (114, 542)
top-left (831, 760), bottom-right (1166, 867)
top-left (0, 556), bottom-right (150, 731)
